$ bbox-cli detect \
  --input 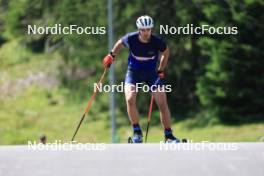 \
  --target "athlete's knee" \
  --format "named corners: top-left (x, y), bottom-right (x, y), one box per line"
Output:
top-left (157, 100), bottom-right (168, 111)
top-left (126, 96), bottom-right (136, 106)
top-left (125, 85), bottom-right (137, 106)
top-left (154, 94), bottom-right (168, 110)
